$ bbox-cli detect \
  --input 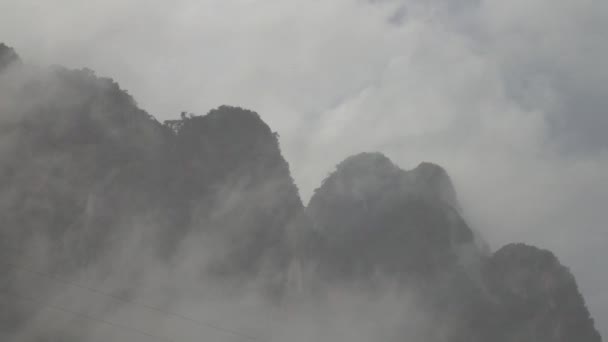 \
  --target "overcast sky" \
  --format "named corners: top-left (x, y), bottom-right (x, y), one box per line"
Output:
top-left (1, 0), bottom-right (607, 336)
